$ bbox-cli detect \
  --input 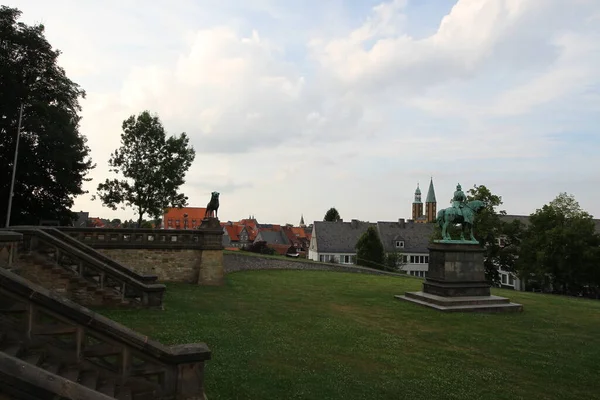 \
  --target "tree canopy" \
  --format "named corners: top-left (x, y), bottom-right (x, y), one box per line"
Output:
top-left (95, 111), bottom-right (195, 227)
top-left (355, 227), bottom-right (385, 270)
top-left (0, 6), bottom-right (94, 225)
top-left (466, 185), bottom-right (523, 285)
top-left (518, 193), bottom-right (600, 296)
top-left (324, 207), bottom-right (341, 222)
